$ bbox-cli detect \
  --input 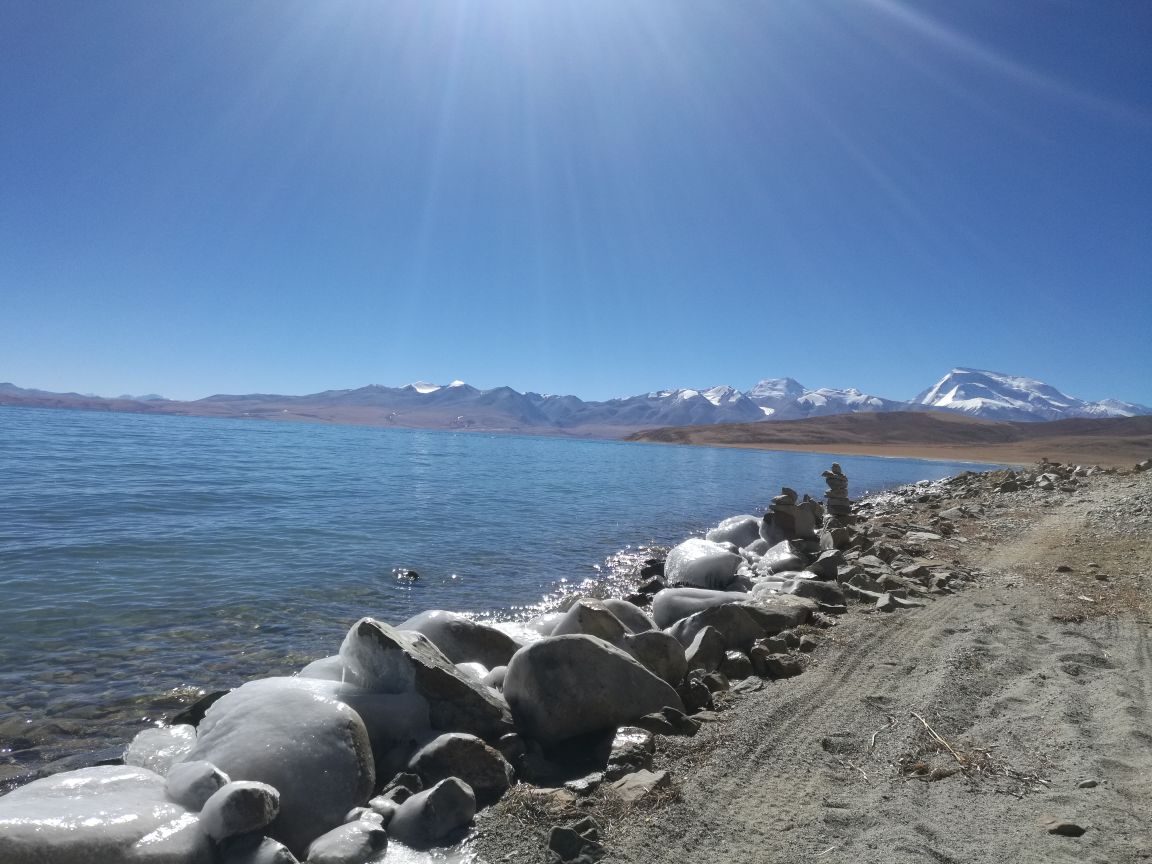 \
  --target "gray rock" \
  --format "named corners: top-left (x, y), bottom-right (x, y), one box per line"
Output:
top-left (407, 732), bottom-right (513, 806)
top-left (664, 538), bottom-right (743, 590)
top-left (339, 617), bottom-right (513, 740)
top-left (398, 609), bottom-right (521, 669)
top-left (200, 780), bottom-right (280, 841)
top-left (623, 629), bottom-right (688, 685)
top-left (0, 765), bottom-right (213, 864)
top-left (705, 515), bottom-right (762, 549)
top-left (388, 778), bottom-right (477, 850)
top-left (676, 674), bottom-right (714, 713)
top-left (504, 634), bottom-right (683, 745)
top-left (684, 625), bottom-right (726, 673)
top-left (607, 726), bottom-right (655, 776)
top-left (549, 824), bottom-right (606, 863)
top-left (123, 724), bottom-right (196, 775)
top-left (600, 598), bottom-right (657, 633)
top-left (1042, 818), bottom-right (1086, 837)
top-left (798, 635), bottom-right (819, 653)
top-left (720, 650), bottom-right (753, 680)
top-left (784, 576), bottom-right (846, 608)
top-left (759, 540), bottom-right (807, 574)
top-left (305, 820), bottom-right (388, 864)
top-left (804, 549), bottom-right (843, 580)
top-left (180, 677), bottom-right (375, 856)
top-left (669, 596), bottom-right (813, 651)
top-left (701, 671), bottom-right (730, 693)
top-left (551, 599), bottom-right (628, 643)
top-left (761, 654), bottom-right (804, 679)
top-left (166, 760), bottom-right (230, 811)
